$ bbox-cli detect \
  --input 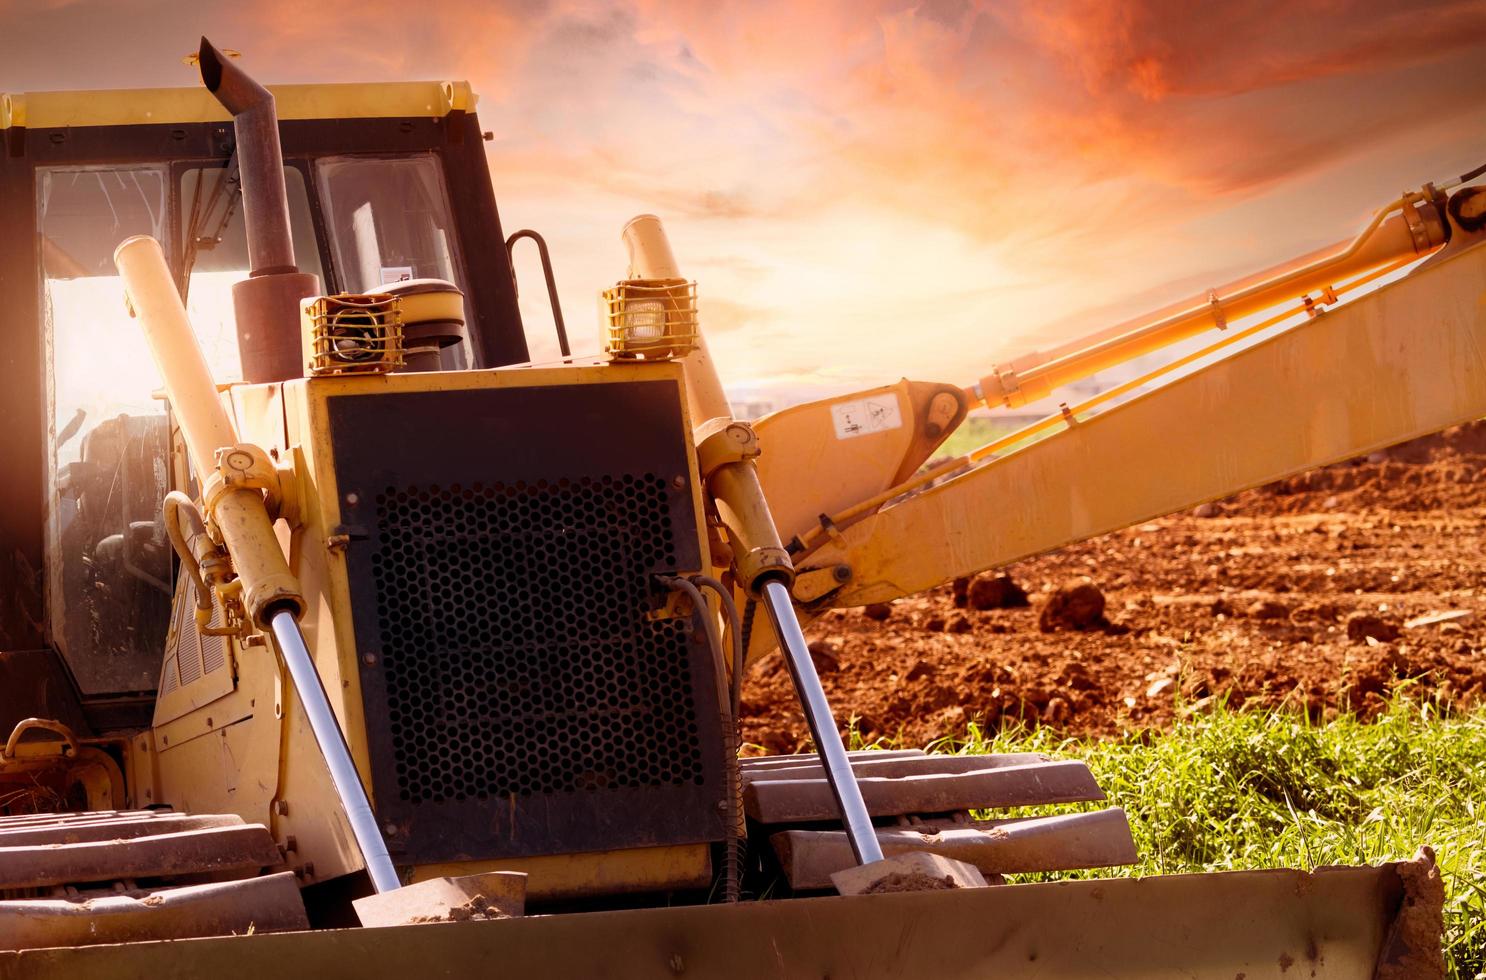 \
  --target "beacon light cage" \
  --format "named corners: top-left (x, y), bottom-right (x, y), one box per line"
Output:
top-left (600, 278), bottom-right (699, 361)
top-left (303, 294), bottom-right (406, 376)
